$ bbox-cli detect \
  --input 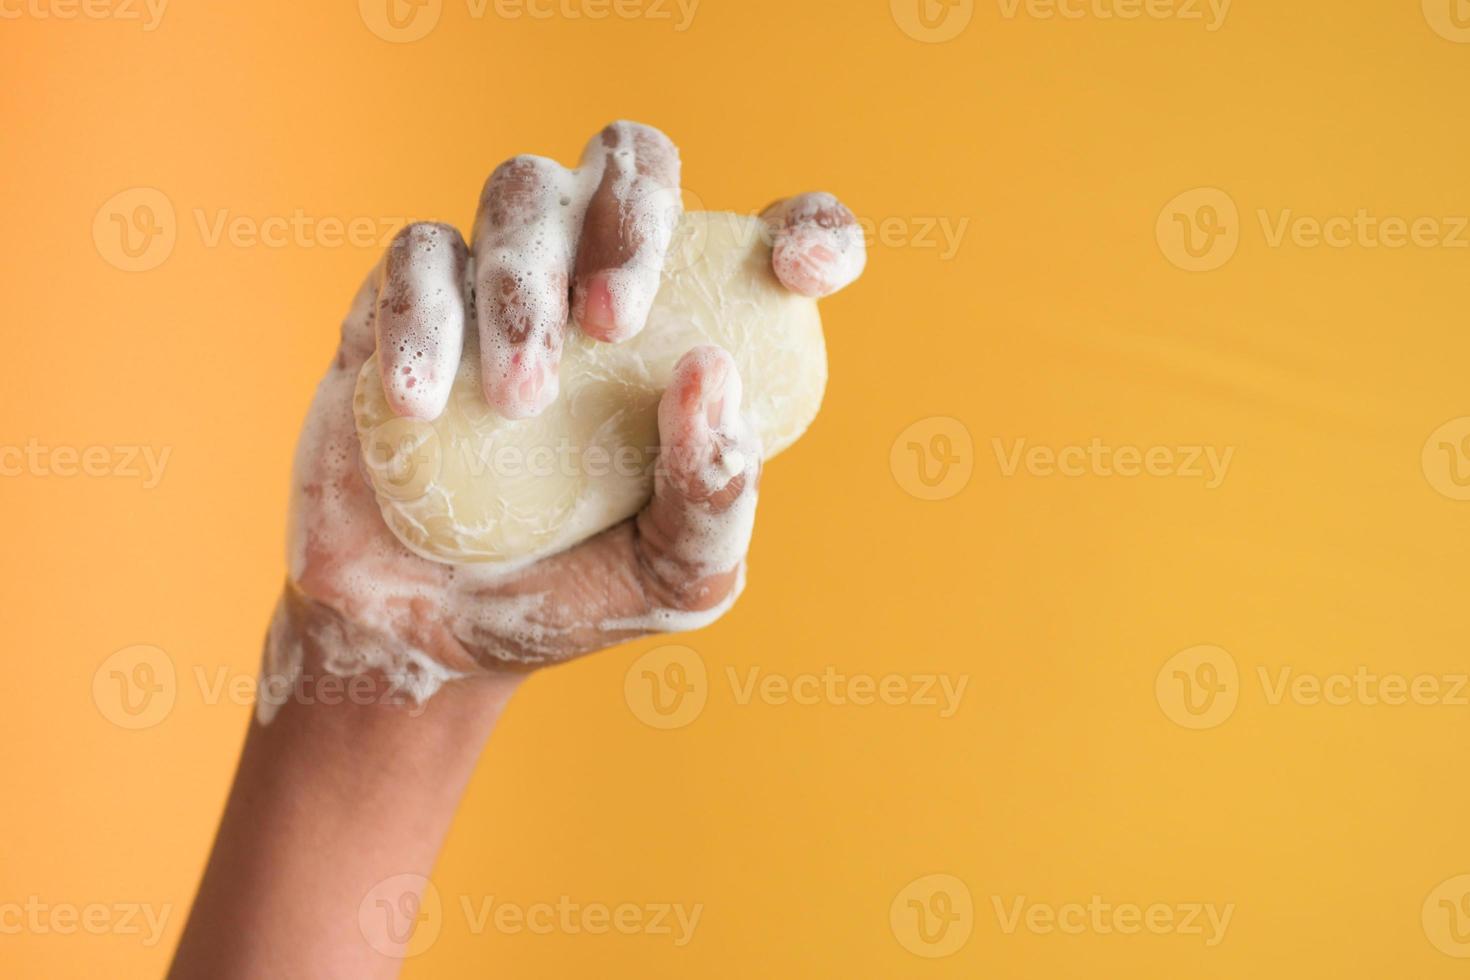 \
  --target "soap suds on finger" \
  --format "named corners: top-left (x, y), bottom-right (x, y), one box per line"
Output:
top-left (763, 192), bottom-right (867, 298)
top-left (571, 121), bottom-right (683, 343)
top-left (376, 222), bottom-right (468, 421)
top-left (645, 344), bottom-right (762, 586)
top-left (473, 156), bottom-right (583, 419)
top-left (600, 563), bottom-right (748, 634)
top-left (472, 121), bottom-right (683, 418)
top-left (355, 212), bottom-right (825, 569)
top-left (263, 127), bottom-right (857, 722)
